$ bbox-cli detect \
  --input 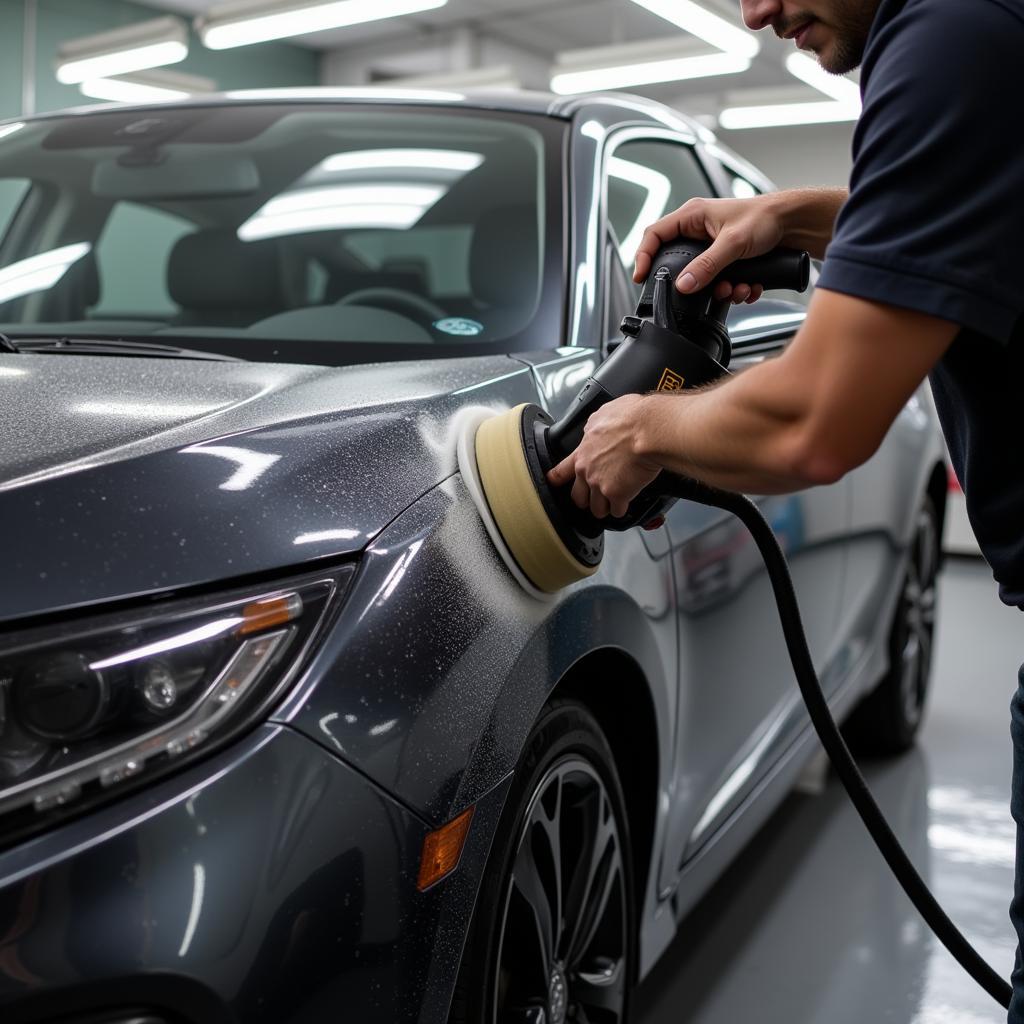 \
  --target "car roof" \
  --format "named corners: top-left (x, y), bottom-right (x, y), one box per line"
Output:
top-left (3, 85), bottom-right (708, 137)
